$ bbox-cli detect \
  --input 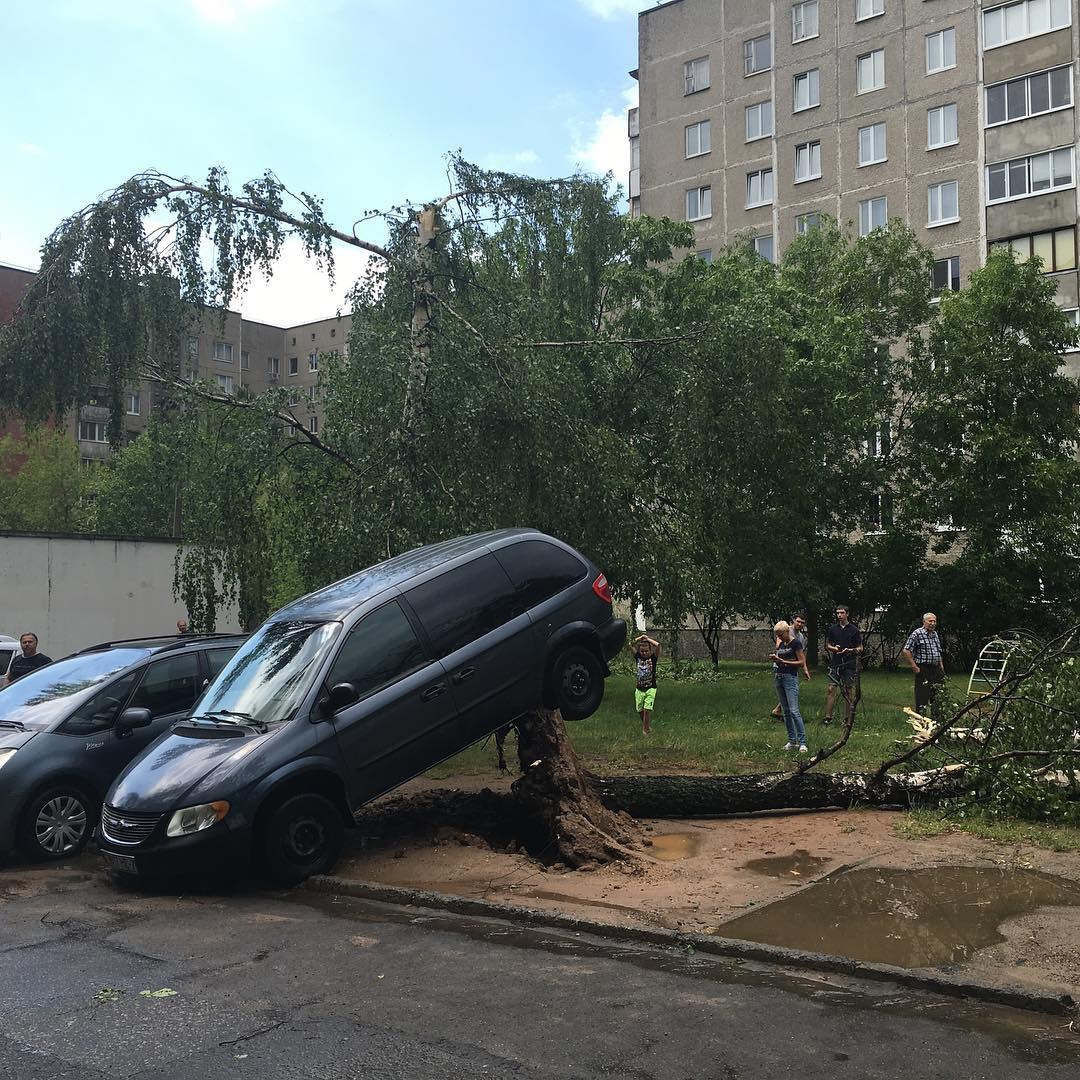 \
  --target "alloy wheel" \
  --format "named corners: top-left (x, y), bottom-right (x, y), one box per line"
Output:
top-left (35, 796), bottom-right (88, 855)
